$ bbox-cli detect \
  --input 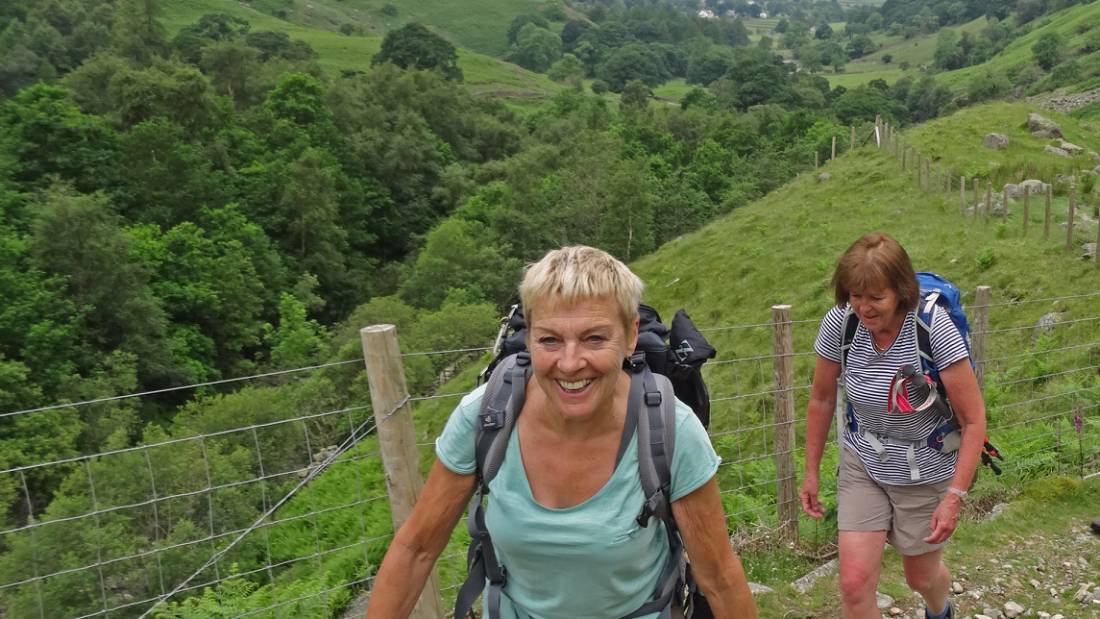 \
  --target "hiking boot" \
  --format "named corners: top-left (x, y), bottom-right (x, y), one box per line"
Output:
top-left (1091, 518), bottom-right (1100, 535)
top-left (925, 600), bottom-right (953, 619)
